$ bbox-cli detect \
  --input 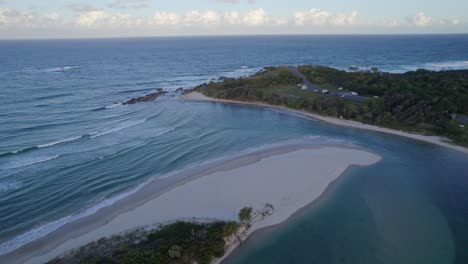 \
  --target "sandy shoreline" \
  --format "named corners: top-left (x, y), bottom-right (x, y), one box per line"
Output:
top-left (0, 141), bottom-right (380, 264)
top-left (183, 92), bottom-right (468, 155)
